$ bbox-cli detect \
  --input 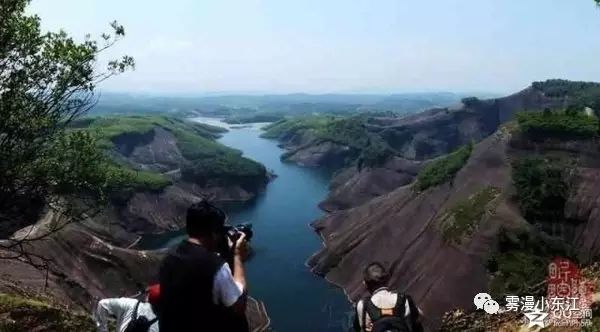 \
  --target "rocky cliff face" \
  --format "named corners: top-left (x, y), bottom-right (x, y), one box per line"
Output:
top-left (308, 129), bottom-right (519, 329)
top-left (114, 127), bottom-right (186, 173)
top-left (273, 86), bottom-right (565, 171)
top-left (284, 140), bottom-right (355, 168)
top-left (308, 126), bottom-right (600, 329)
top-left (264, 85), bottom-right (571, 215)
top-left (368, 87), bottom-right (567, 160)
top-left (0, 194), bottom-right (272, 331)
top-left (319, 156), bottom-right (423, 212)
top-left (0, 209), bottom-right (163, 310)
top-left (112, 180), bottom-right (260, 238)
top-left (108, 125), bottom-right (269, 237)
top-left (317, 85), bottom-right (573, 212)
top-left (271, 128), bottom-right (358, 168)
